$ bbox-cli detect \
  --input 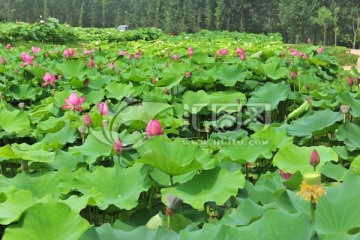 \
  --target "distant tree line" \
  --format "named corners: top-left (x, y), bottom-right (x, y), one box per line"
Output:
top-left (0, 0), bottom-right (359, 47)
